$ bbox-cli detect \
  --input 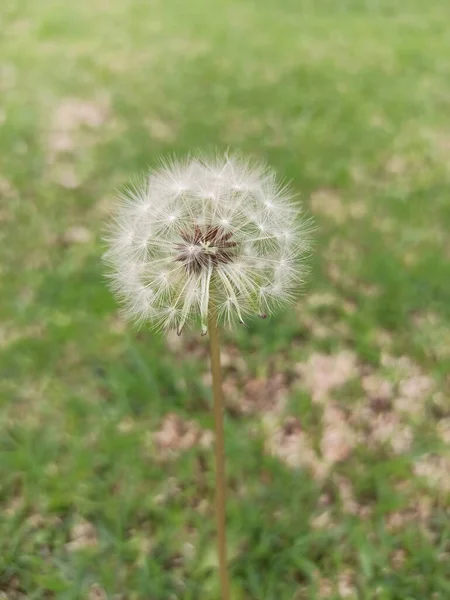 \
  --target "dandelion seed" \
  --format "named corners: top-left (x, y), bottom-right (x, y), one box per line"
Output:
top-left (104, 152), bottom-right (312, 334)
